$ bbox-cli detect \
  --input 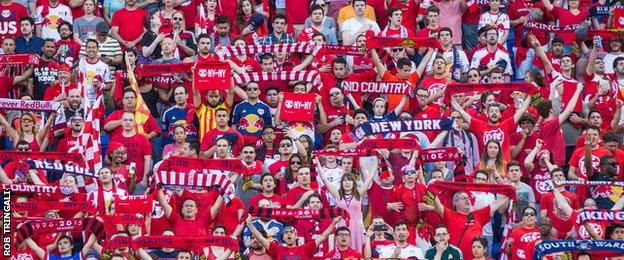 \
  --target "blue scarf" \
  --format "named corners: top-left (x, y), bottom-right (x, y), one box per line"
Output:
top-left (534, 240), bottom-right (624, 260)
top-left (349, 118), bottom-right (454, 142)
